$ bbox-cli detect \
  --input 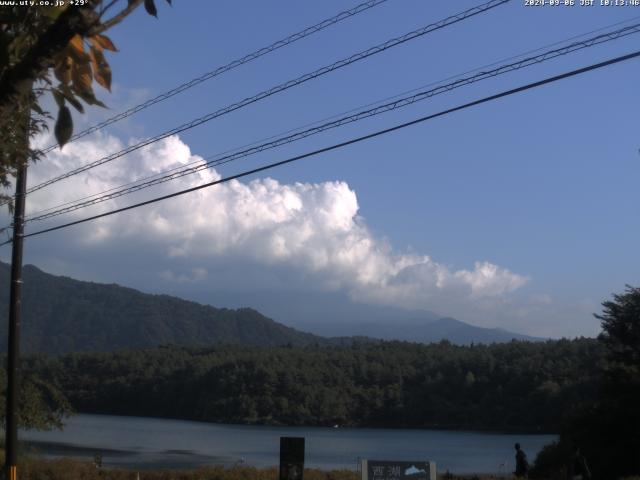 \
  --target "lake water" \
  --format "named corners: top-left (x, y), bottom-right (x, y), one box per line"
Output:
top-left (21, 414), bottom-right (556, 474)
